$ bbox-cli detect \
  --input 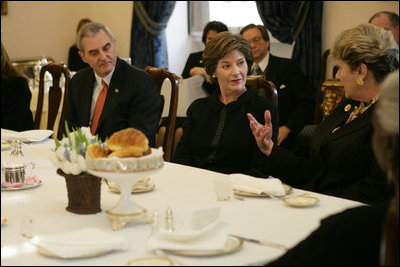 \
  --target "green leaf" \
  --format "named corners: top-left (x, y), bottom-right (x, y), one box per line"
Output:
top-left (54, 138), bottom-right (61, 149)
